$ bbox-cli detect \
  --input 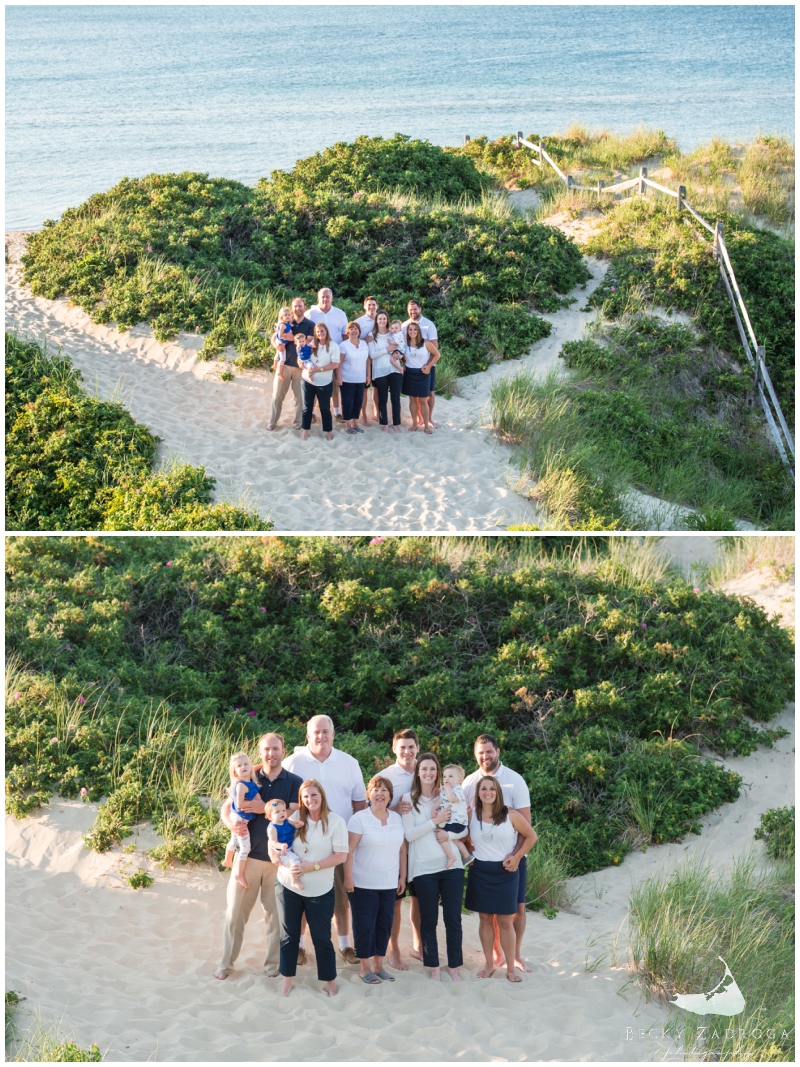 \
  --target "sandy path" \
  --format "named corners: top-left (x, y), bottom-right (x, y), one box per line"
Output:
top-left (5, 562), bottom-right (793, 1061)
top-left (6, 229), bottom-right (610, 532)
